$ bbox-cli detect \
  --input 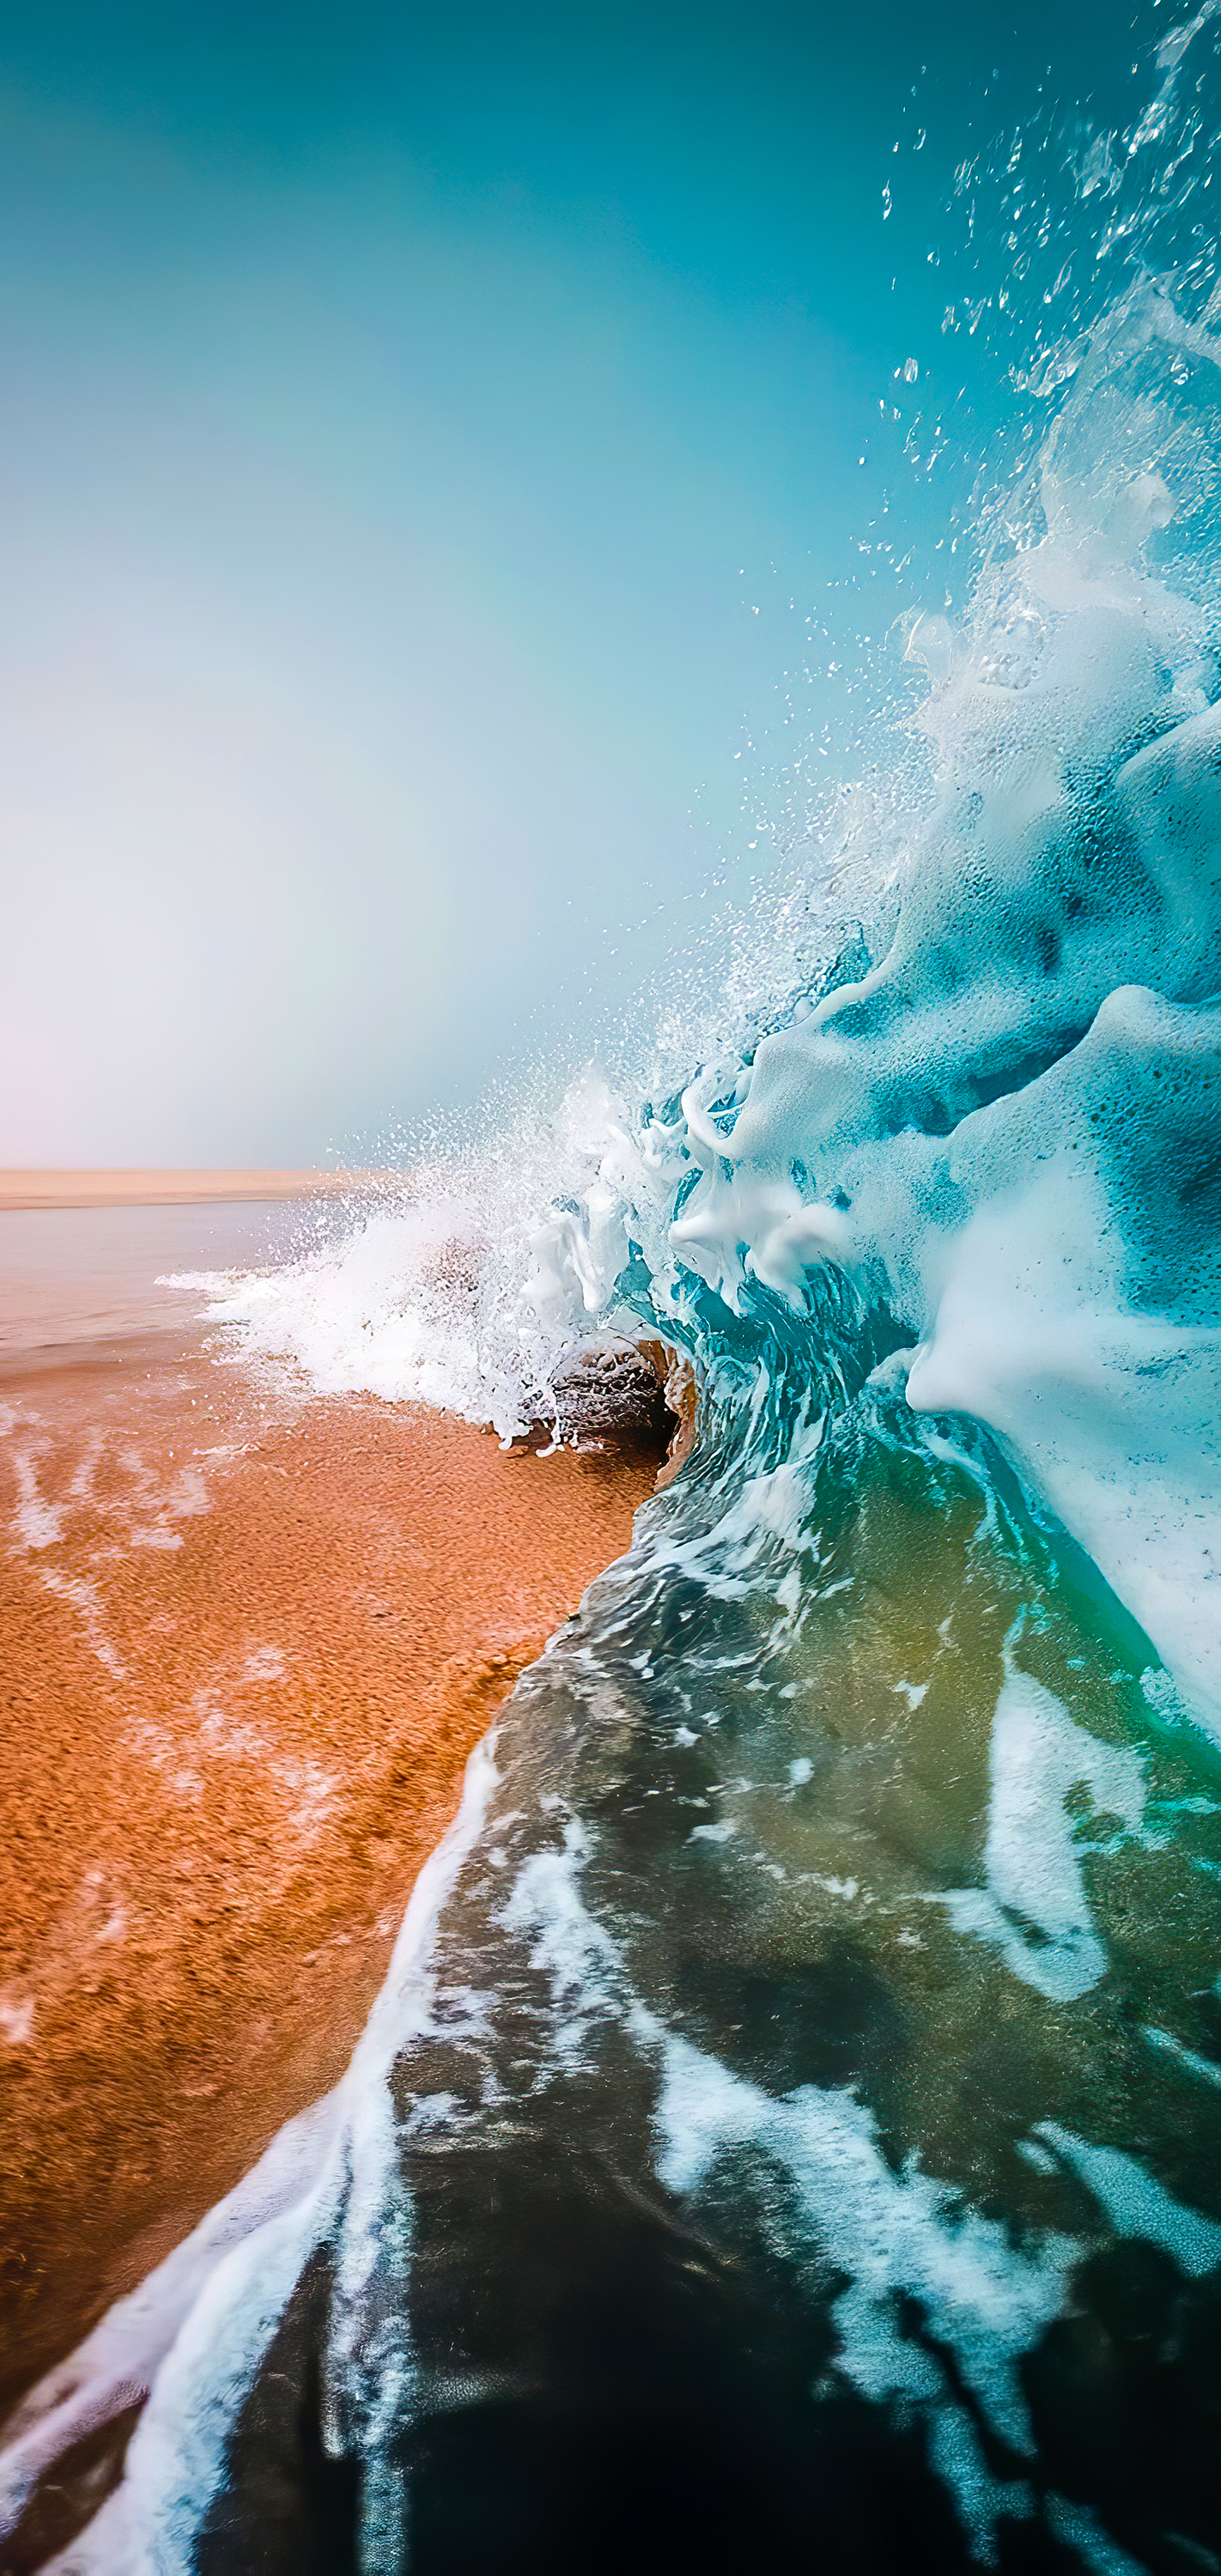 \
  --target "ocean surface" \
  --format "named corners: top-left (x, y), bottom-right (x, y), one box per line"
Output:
top-left (5, 20), bottom-right (1221, 2573)
top-left (0, 1205), bottom-right (295, 1361)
